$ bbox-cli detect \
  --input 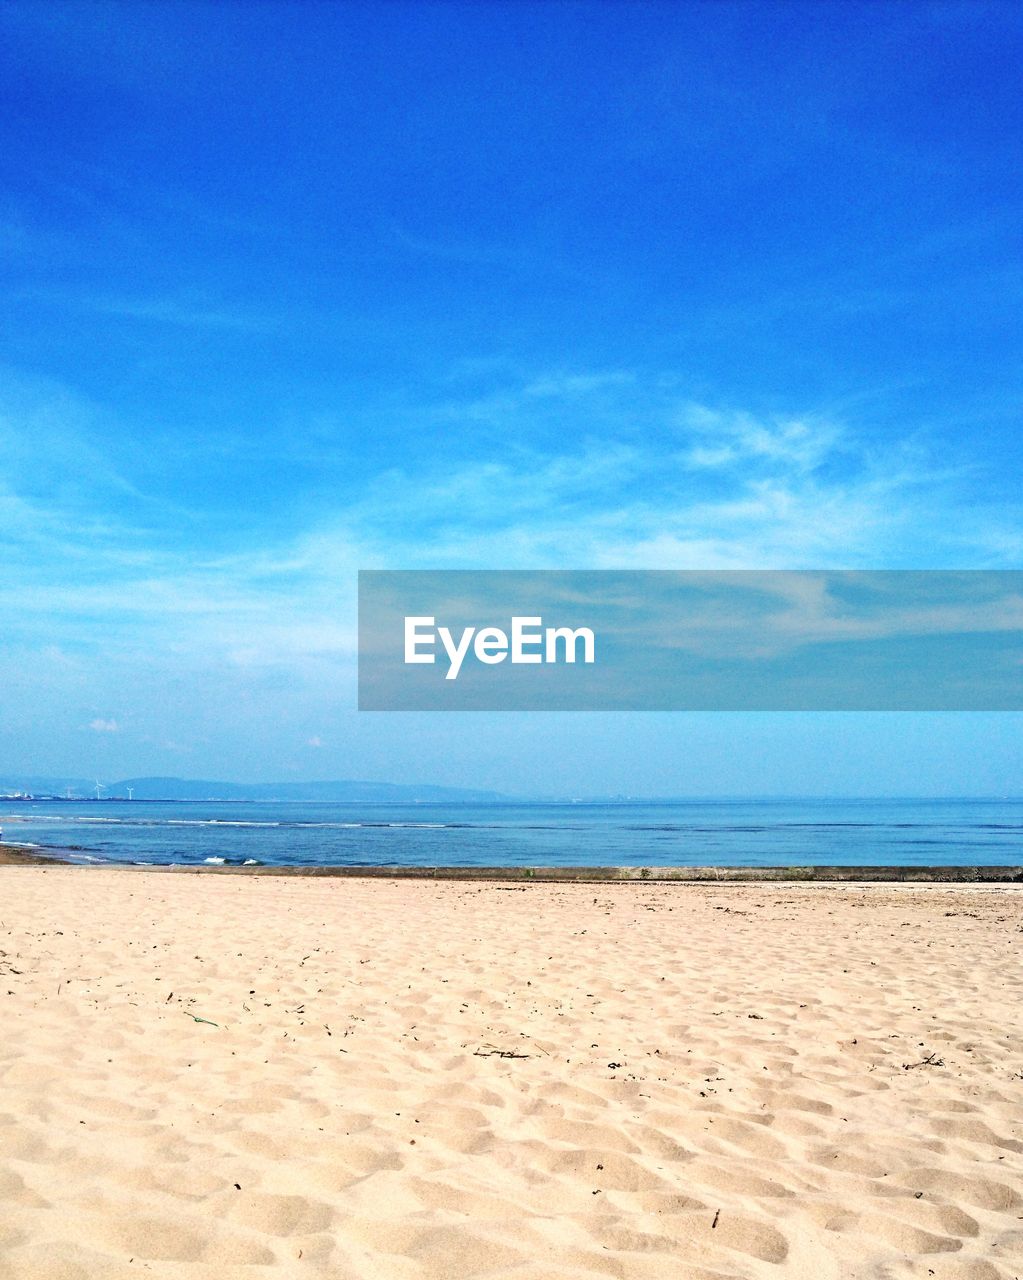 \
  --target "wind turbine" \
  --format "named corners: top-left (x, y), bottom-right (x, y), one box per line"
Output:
top-left (94, 780), bottom-right (107, 801)
top-left (126, 787), bottom-right (134, 801)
